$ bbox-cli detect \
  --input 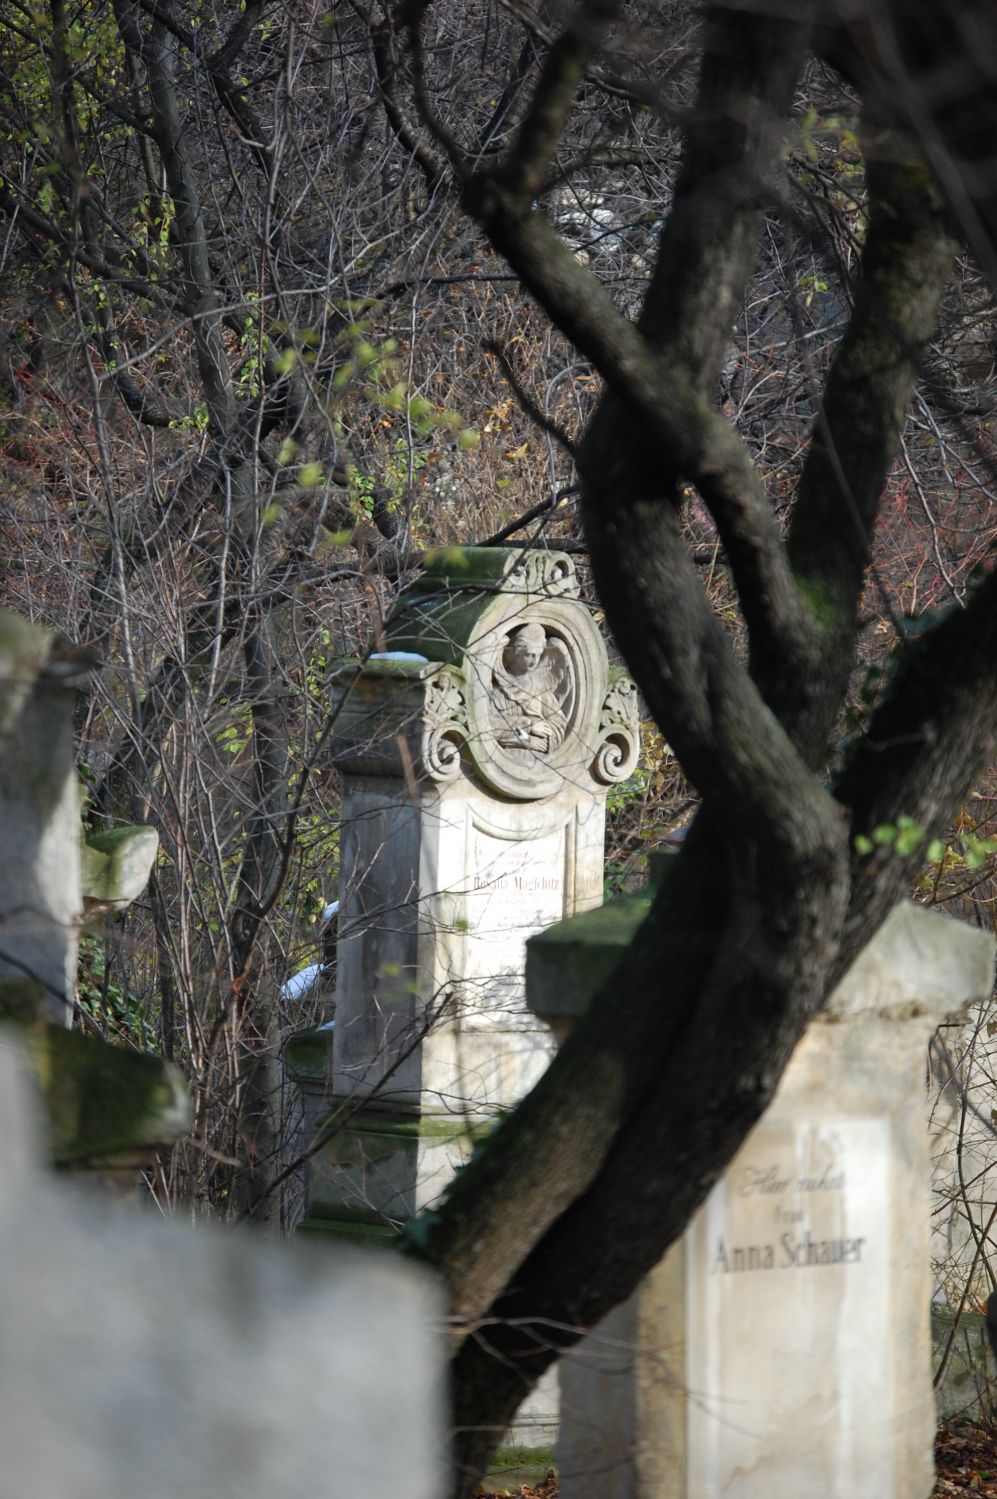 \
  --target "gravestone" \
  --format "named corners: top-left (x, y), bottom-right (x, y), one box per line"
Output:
top-left (291, 548), bottom-right (638, 1238)
top-left (0, 610), bottom-right (93, 1025)
top-left (528, 894), bottom-right (996, 1499)
top-left (0, 1033), bottom-right (443, 1499)
top-left (286, 547), bottom-right (638, 1455)
top-left (0, 606), bottom-right (188, 1185)
top-left (0, 608), bottom-right (161, 1026)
